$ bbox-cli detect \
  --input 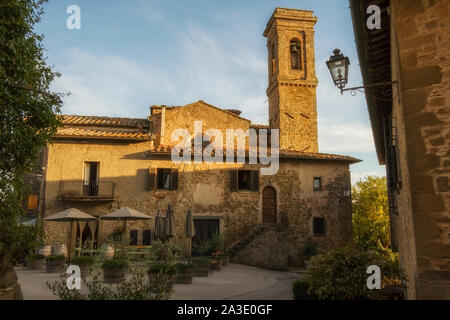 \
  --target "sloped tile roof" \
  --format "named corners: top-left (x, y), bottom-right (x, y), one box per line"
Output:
top-left (61, 115), bottom-right (149, 128)
top-left (148, 145), bottom-right (361, 163)
top-left (54, 115), bottom-right (150, 140)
